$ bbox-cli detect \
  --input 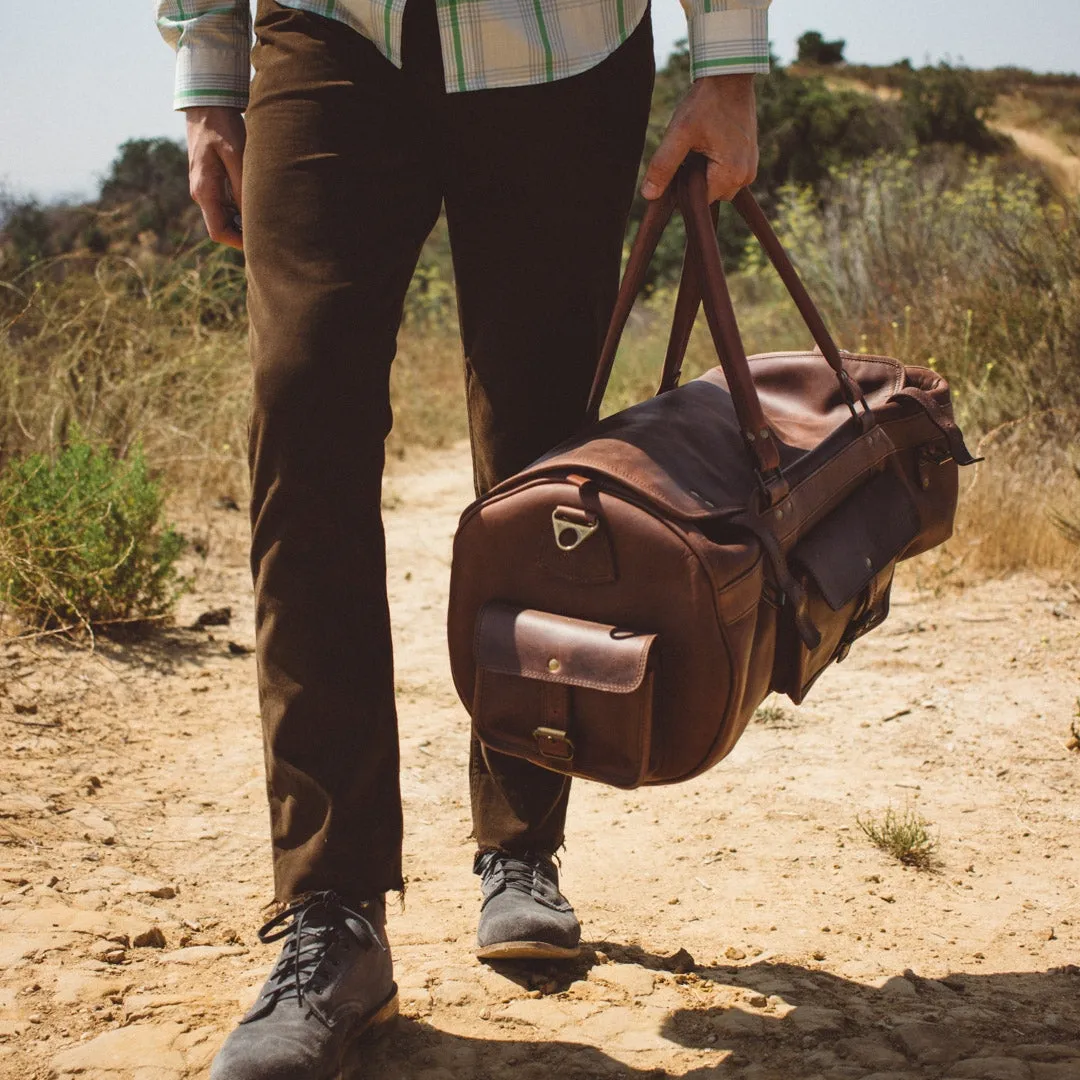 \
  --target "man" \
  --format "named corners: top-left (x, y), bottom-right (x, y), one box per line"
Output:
top-left (156, 0), bottom-right (769, 1075)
